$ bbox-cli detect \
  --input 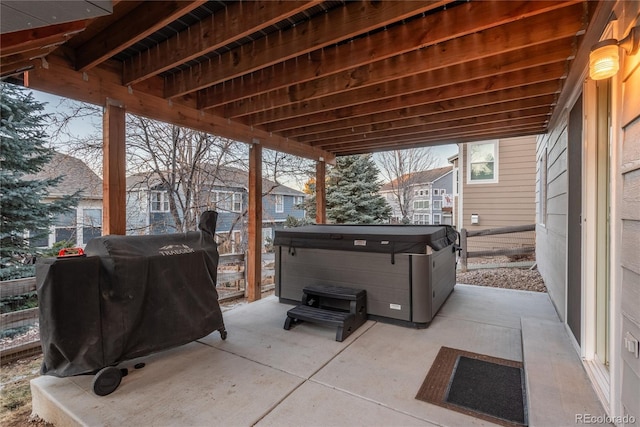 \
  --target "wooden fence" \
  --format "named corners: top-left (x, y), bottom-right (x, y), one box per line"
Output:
top-left (459, 224), bottom-right (536, 272)
top-left (0, 253), bottom-right (275, 365)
